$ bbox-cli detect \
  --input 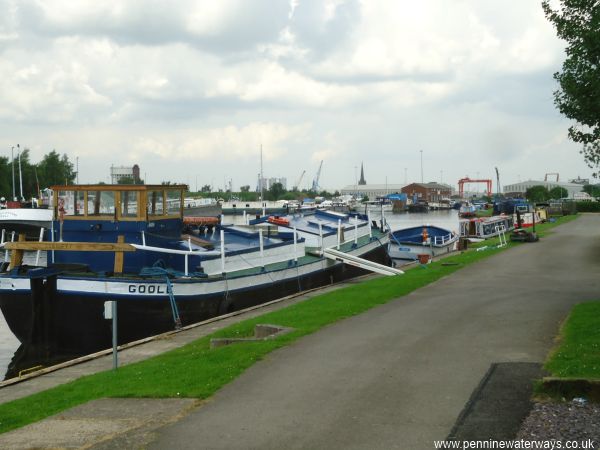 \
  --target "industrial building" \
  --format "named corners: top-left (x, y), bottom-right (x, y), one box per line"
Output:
top-left (340, 184), bottom-right (405, 201)
top-left (503, 180), bottom-right (584, 198)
